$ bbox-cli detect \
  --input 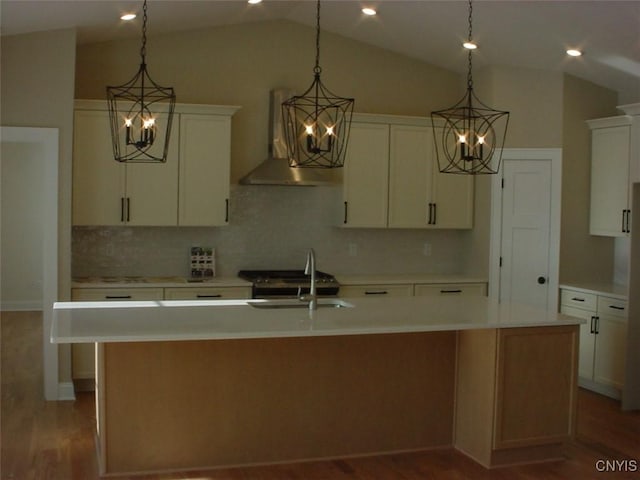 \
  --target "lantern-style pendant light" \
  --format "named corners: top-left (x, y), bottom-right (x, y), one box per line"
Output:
top-left (282, 0), bottom-right (354, 168)
top-left (431, 0), bottom-right (509, 174)
top-left (107, 0), bottom-right (176, 163)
